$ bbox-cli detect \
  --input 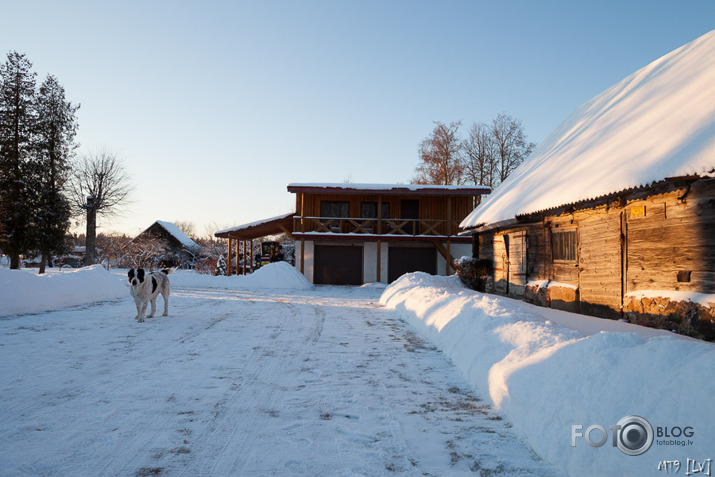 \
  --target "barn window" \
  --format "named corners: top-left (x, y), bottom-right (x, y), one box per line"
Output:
top-left (320, 201), bottom-right (349, 218)
top-left (552, 231), bottom-right (577, 261)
